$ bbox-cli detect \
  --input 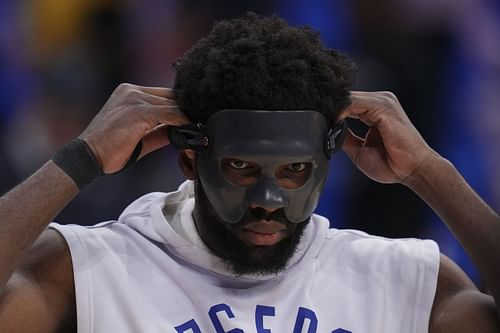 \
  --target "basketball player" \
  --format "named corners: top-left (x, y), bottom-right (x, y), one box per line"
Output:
top-left (0, 13), bottom-right (499, 332)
